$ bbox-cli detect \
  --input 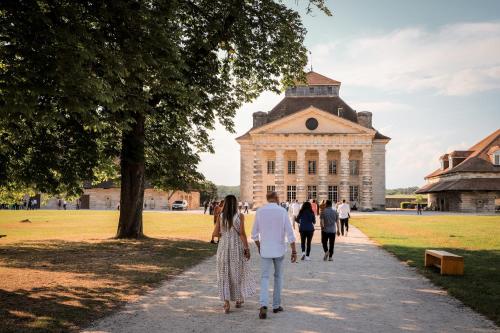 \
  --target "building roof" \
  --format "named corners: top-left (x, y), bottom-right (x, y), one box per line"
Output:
top-left (296, 71), bottom-right (341, 86)
top-left (424, 129), bottom-right (500, 179)
top-left (415, 178), bottom-right (500, 193)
